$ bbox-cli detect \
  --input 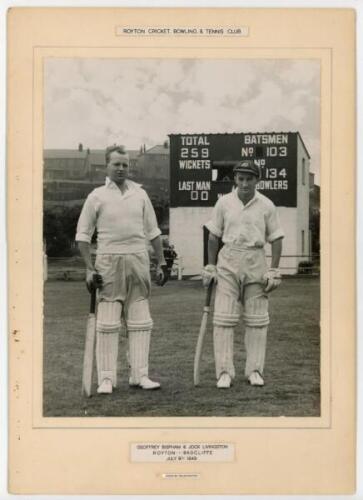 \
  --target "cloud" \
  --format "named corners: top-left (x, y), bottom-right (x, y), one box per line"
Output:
top-left (44, 58), bottom-right (320, 180)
